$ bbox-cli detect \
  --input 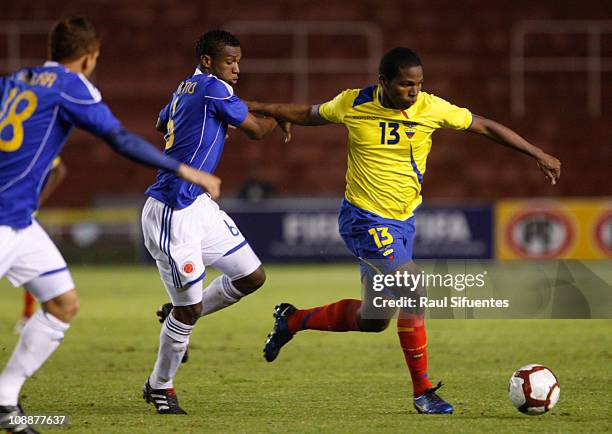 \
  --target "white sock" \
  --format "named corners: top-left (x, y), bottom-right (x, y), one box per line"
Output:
top-left (149, 315), bottom-right (192, 389)
top-left (200, 275), bottom-right (245, 316)
top-left (0, 310), bottom-right (69, 405)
